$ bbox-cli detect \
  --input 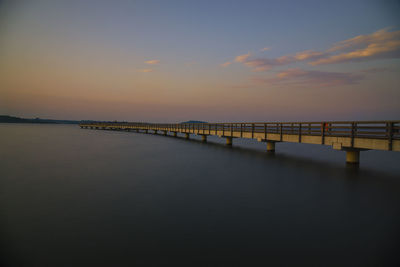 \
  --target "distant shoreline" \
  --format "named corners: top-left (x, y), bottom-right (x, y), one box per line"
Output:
top-left (0, 115), bottom-right (207, 125)
top-left (0, 115), bottom-right (82, 124)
